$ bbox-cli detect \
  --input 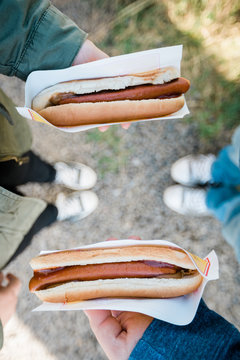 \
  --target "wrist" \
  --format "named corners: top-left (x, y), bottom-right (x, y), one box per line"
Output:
top-left (72, 39), bottom-right (108, 66)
